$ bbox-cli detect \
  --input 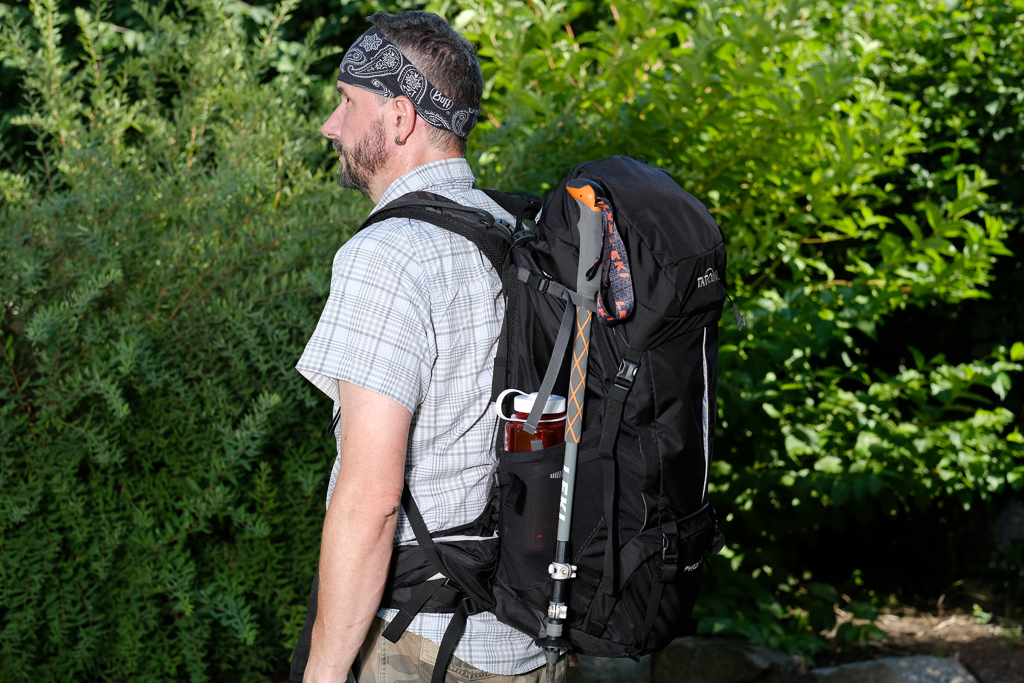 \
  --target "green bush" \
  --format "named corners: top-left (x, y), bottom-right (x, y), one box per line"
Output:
top-left (2, 0), bottom-right (1023, 678)
top-left (1, 0), bottom-right (364, 678)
